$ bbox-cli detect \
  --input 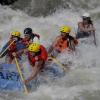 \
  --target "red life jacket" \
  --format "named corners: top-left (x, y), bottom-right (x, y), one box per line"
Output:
top-left (53, 36), bottom-right (78, 52)
top-left (28, 45), bottom-right (47, 65)
top-left (8, 40), bottom-right (16, 52)
top-left (54, 36), bottom-right (68, 52)
top-left (7, 40), bottom-right (16, 58)
top-left (7, 39), bottom-right (26, 59)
